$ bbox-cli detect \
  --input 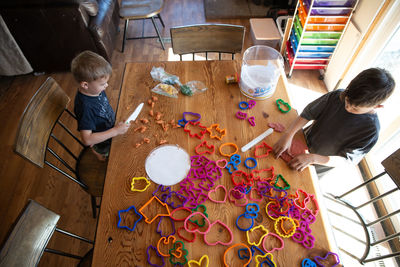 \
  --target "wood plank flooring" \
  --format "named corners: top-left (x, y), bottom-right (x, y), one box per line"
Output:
top-left (0, 0), bottom-right (327, 266)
